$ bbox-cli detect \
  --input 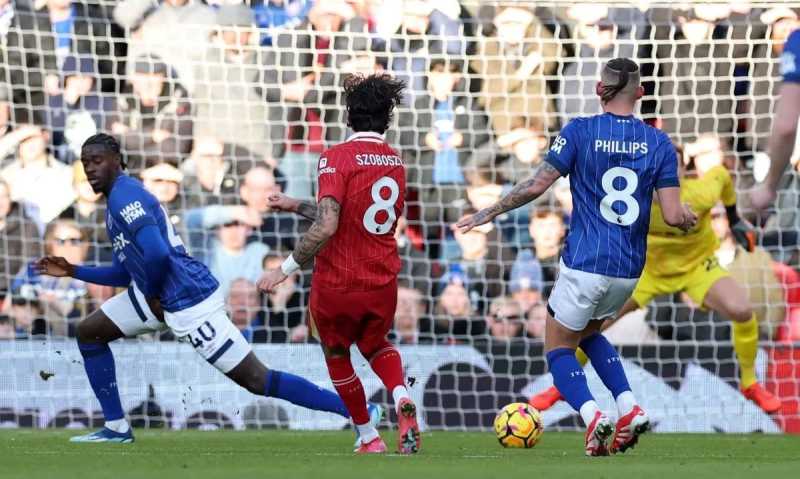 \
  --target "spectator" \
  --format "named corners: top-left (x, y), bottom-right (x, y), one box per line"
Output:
top-left (58, 161), bottom-right (109, 264)
top-left (395, 215), bottom-right (433, 296)
top-left (393, 285), bottom-right (427, 344)
top-left (486, 296), bottom-right (524, 340)
top-left (114, 0), bottom-right (216, 94)
top-left (47, 55), bottom-right (116, 163)
top-left (407, 57), bottom-right (491, 226)
top-left (0, 82), bottom-right (11, 162)
top-left (208, 219), bottom-right (270, 298)
top-left (509, 249), bottom-right (544, 314)
top-left (5, 295), bottom-right (47, 339)
top-left (471, 4), bottom-right (560, 138)
top-left (558, 5), bottom-right (644, 122)
top-left (378, 0), bottom-right (465, 102)
top-left (433, 268), bottom-right (485, 339)
top-left (493, 123), bottom-right (550, 184)
top-left (0, 0), bottom-right (12, 40)
top-left (226, 278), bottom-right (265, 343)
top-left (0, 314), bottom-right (14, 339)
top-left (252, 0), bottom-right (312, 46)
top-left (181, 137), bottom-right (247, 209)
top-left (529, 207), bottom-right (566, 297)
top-left (525, 301), bottom-right (547, 339)
top-left (12, 219), bottom-right (89, 336)
top-left (5, 0), bottom-right (122, 112)
top-left (0, 178), bottom-right (41, 293)
top-left (194, 4), bottom-right (275, 159)
top-left (751, 8), bottom-right (800, 152)
top-left (0, 124), bottom-right (75, 225)
top-left (261, 253), bottom-right (306, 343)
top-left (113, 55), bottom-right (193, 171)
top-left (263, 0), bottom-right (369, 199)
top-left (182, 167), bottom-right (280, 261)
top-left (141, 162), bottom-right (184, 212)
top-left (712, 205), bottom-right (785, 338)
top-left (650, 7), bottom-right (737, 144)
top-left (450, 220), bottom-right (514, 305)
